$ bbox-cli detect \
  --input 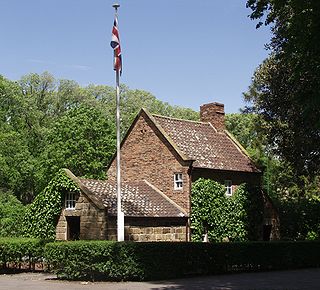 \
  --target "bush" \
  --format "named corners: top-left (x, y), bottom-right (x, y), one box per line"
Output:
top-left (278, 196), bottom-right (320, 240)
top-left (0, 238), bottom-right (46, 270)
top-left (44, 240), bottom-right (320, 281)
top-left (0, 191), bottom-right (25, 237)
top-left (45, 241), bottom-right (144, 281)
